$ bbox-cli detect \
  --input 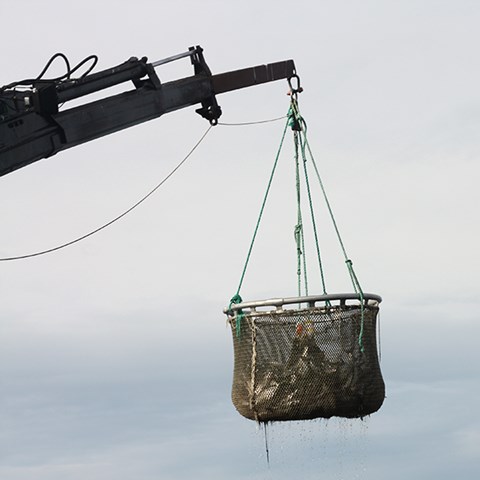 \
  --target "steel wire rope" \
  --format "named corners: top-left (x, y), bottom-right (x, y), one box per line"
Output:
top-left (218, 115), bottom-right (287, 126)
top-left (0, 125), bottom-right (212, 261)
